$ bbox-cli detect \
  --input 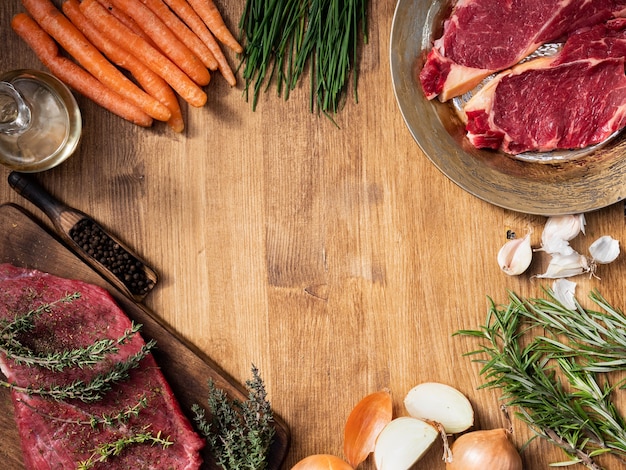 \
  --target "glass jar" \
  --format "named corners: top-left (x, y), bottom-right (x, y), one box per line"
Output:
top-left (0, 69), bottom-right (81, 172)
